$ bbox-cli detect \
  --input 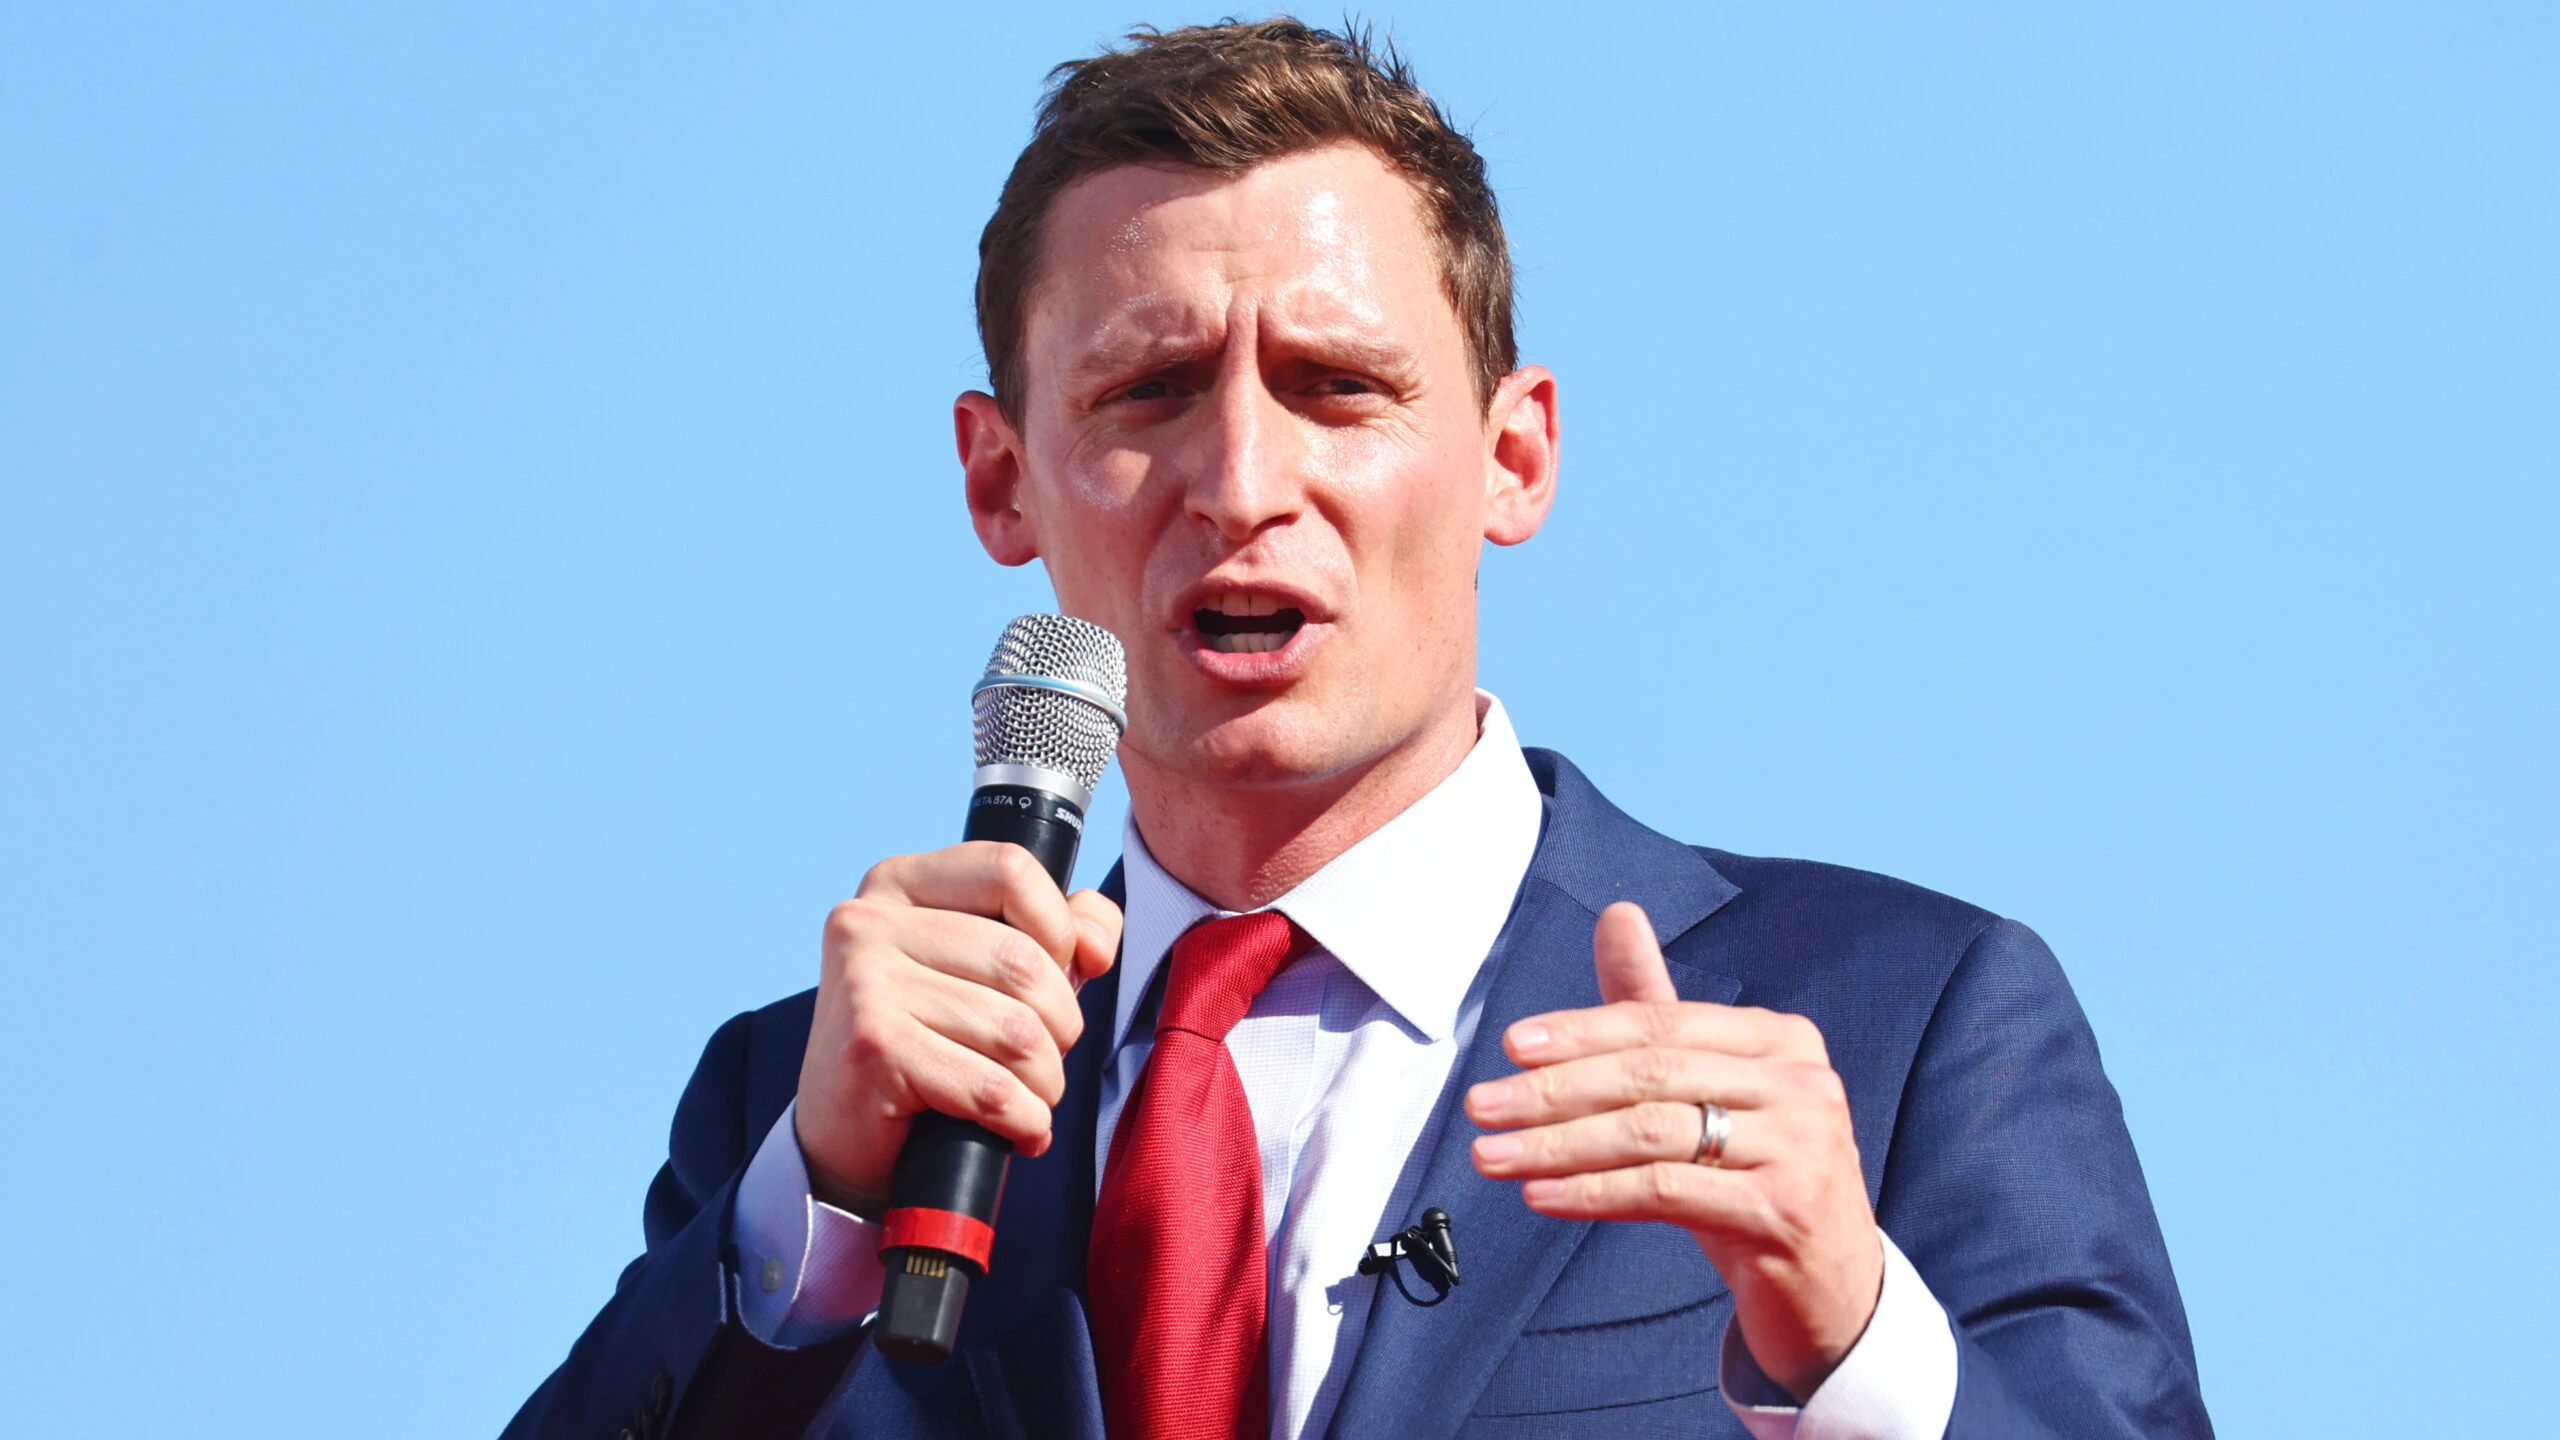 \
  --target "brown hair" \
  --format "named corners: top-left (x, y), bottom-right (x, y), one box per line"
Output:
top-left (975, 18), bottom-right (1516, 423)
